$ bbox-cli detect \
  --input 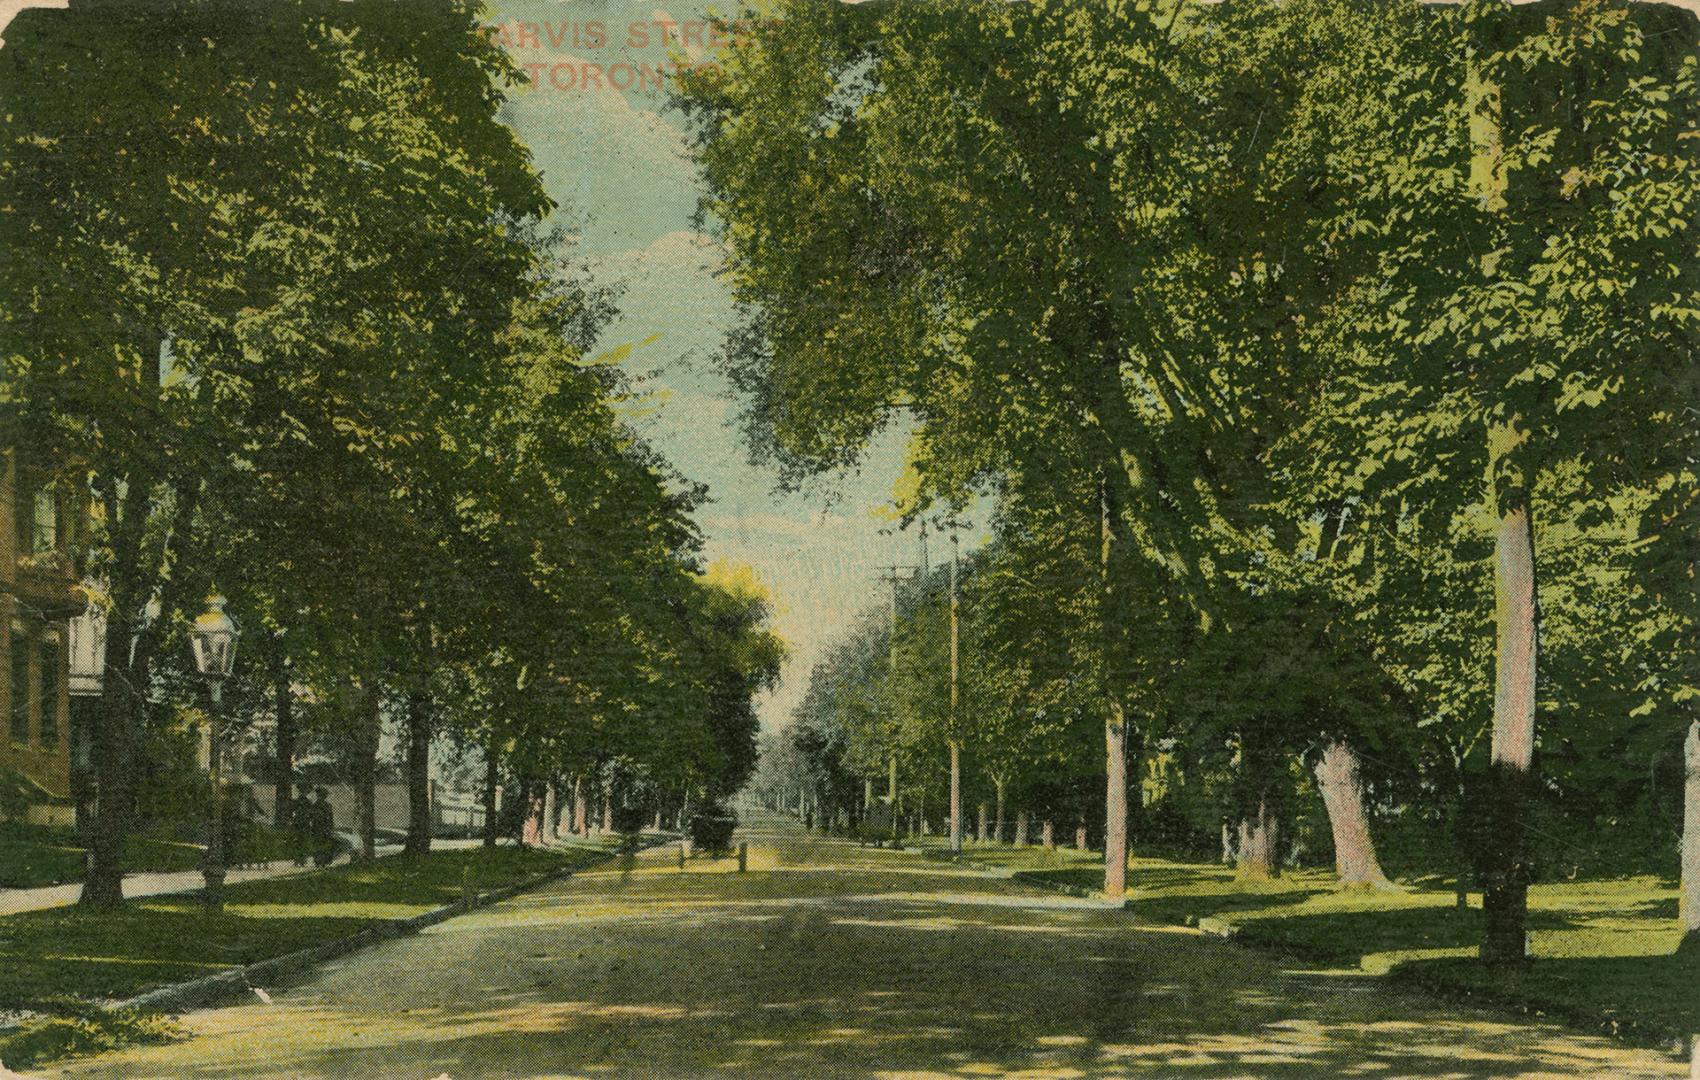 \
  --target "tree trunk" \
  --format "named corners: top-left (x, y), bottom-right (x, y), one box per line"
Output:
top-left (1482, 498), bottom-right (1537, 965)
top-left (994, 778), bottom-right (1006, 843)
top-left (403, 691), bottom-right (431, 856)
top-left (1042, 819), bottom-right (1055, 850)
top-left (1469, 56), bottom-right (1535, 967)
top-left (976, 801), bottom-right (988, 843)
top-left (1105, 698), bottom-right (1130, 895)
top-left (1315, 740), bottom-right (1389, 888)
top-left (482, 746), bottom-right (500, 848)
top-left (1680, 719), bottom-right (1699, 951)
top-left (1075, 822), bottom-right (1088, 850)
top-left (1236, 798), bottom-right (1279, 880)
top-left (80, 604), bottom-right (140, 908)
top-left (949, 741), bottom-right (962, 854)
top-left (272, 651), bottom-right (295, 836)
top-left (80, 364), bottom-right (170, 909)
top-left (543, 781), bottom-right (558, 843)
top-left (1014, 811), bottom-right (1029, 847)
top-left (1221, 821), bottom-right (1236, 866)
top-left (353, 684), bottom-right (380, 861)
top-left (601, 782), bottom-right (613, 833)
top-left (1100, 471), bottom-right (1130, 898)
top-left (573, 774), bottom-right (588, 837)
